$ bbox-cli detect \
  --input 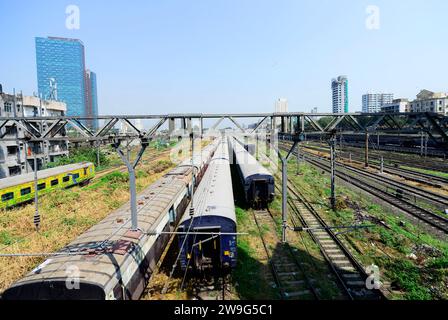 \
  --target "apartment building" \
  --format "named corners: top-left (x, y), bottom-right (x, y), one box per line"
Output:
top-left (0, 91), bottom-right (69, 178)
top-left (409, 90), bottom-right (448, 115)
